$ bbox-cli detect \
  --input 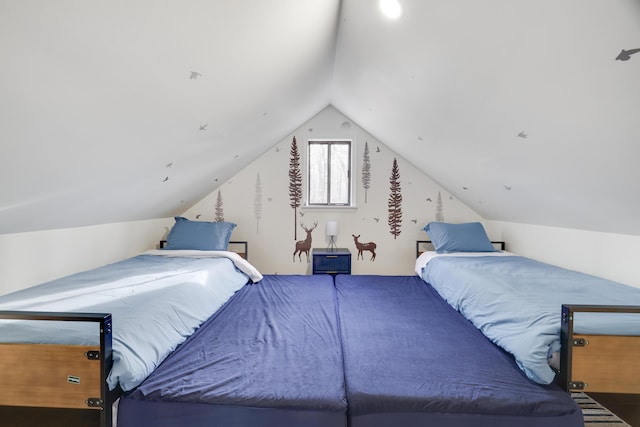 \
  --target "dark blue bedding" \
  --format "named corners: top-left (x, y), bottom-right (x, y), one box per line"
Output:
top-left (335, 275), bottom-right (583, 427)
top-left (118, 273), bottom-right (582, 427)
top-left (118, 274), bottom-right (347, 427)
